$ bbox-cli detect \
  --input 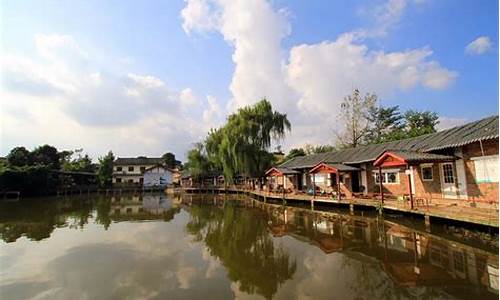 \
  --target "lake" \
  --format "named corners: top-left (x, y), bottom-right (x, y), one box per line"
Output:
top-left (0, 193), bottom-right (498, 299)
